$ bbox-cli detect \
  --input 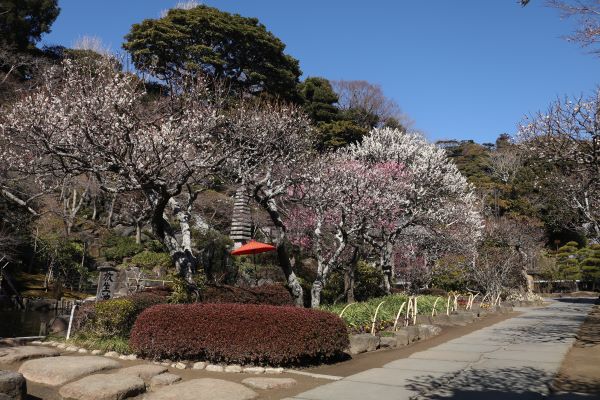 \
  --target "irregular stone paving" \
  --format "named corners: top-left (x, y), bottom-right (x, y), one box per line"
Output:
top-left (143, 378), bottom-right (258, 400)
top-left (290, 299), bottom-right (594, 400)
top-left (242, 377), bottom-right (297, 390)
top-left (149, 373), bottom-right (182, 391)
top-left (116, 365), bottom-right (168, 381)
top-left (0, 345), bottom-right (60, 364)
top-left (18, 356), bottom-right (120, 386)
top-left (58, 373), bottom-right (145, 400)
